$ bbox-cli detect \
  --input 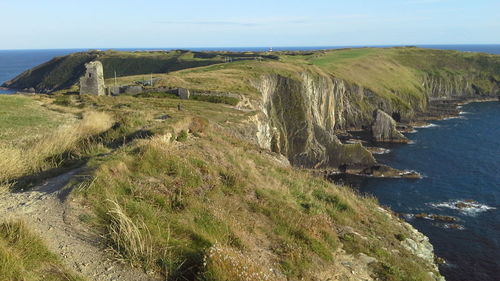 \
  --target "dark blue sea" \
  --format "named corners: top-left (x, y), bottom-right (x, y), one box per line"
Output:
top-left (353, 102), bottom-right (500, 281)
top-left (0, 45), bottom-right (499, 280)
